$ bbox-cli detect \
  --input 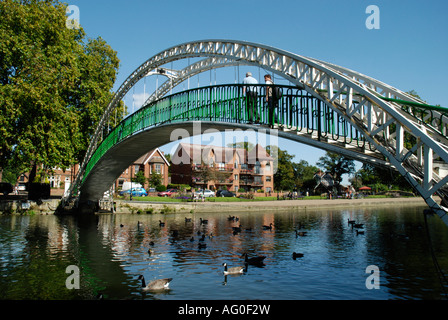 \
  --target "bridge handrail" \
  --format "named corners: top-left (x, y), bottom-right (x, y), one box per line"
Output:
top-left (81, 84), bottom-right (377, 184)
